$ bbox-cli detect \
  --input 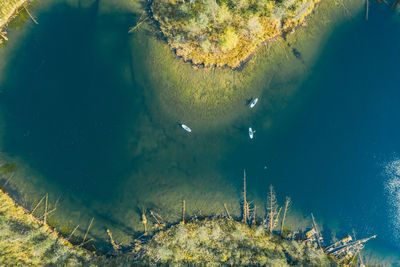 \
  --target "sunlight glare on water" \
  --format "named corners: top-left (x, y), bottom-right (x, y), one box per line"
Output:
top-left (385, 159), bottom-right (400, 241)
